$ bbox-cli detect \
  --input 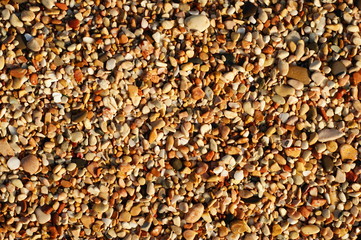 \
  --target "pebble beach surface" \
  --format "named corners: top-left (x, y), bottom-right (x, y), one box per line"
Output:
top-left (0, 0), bottom-right (361, 239)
